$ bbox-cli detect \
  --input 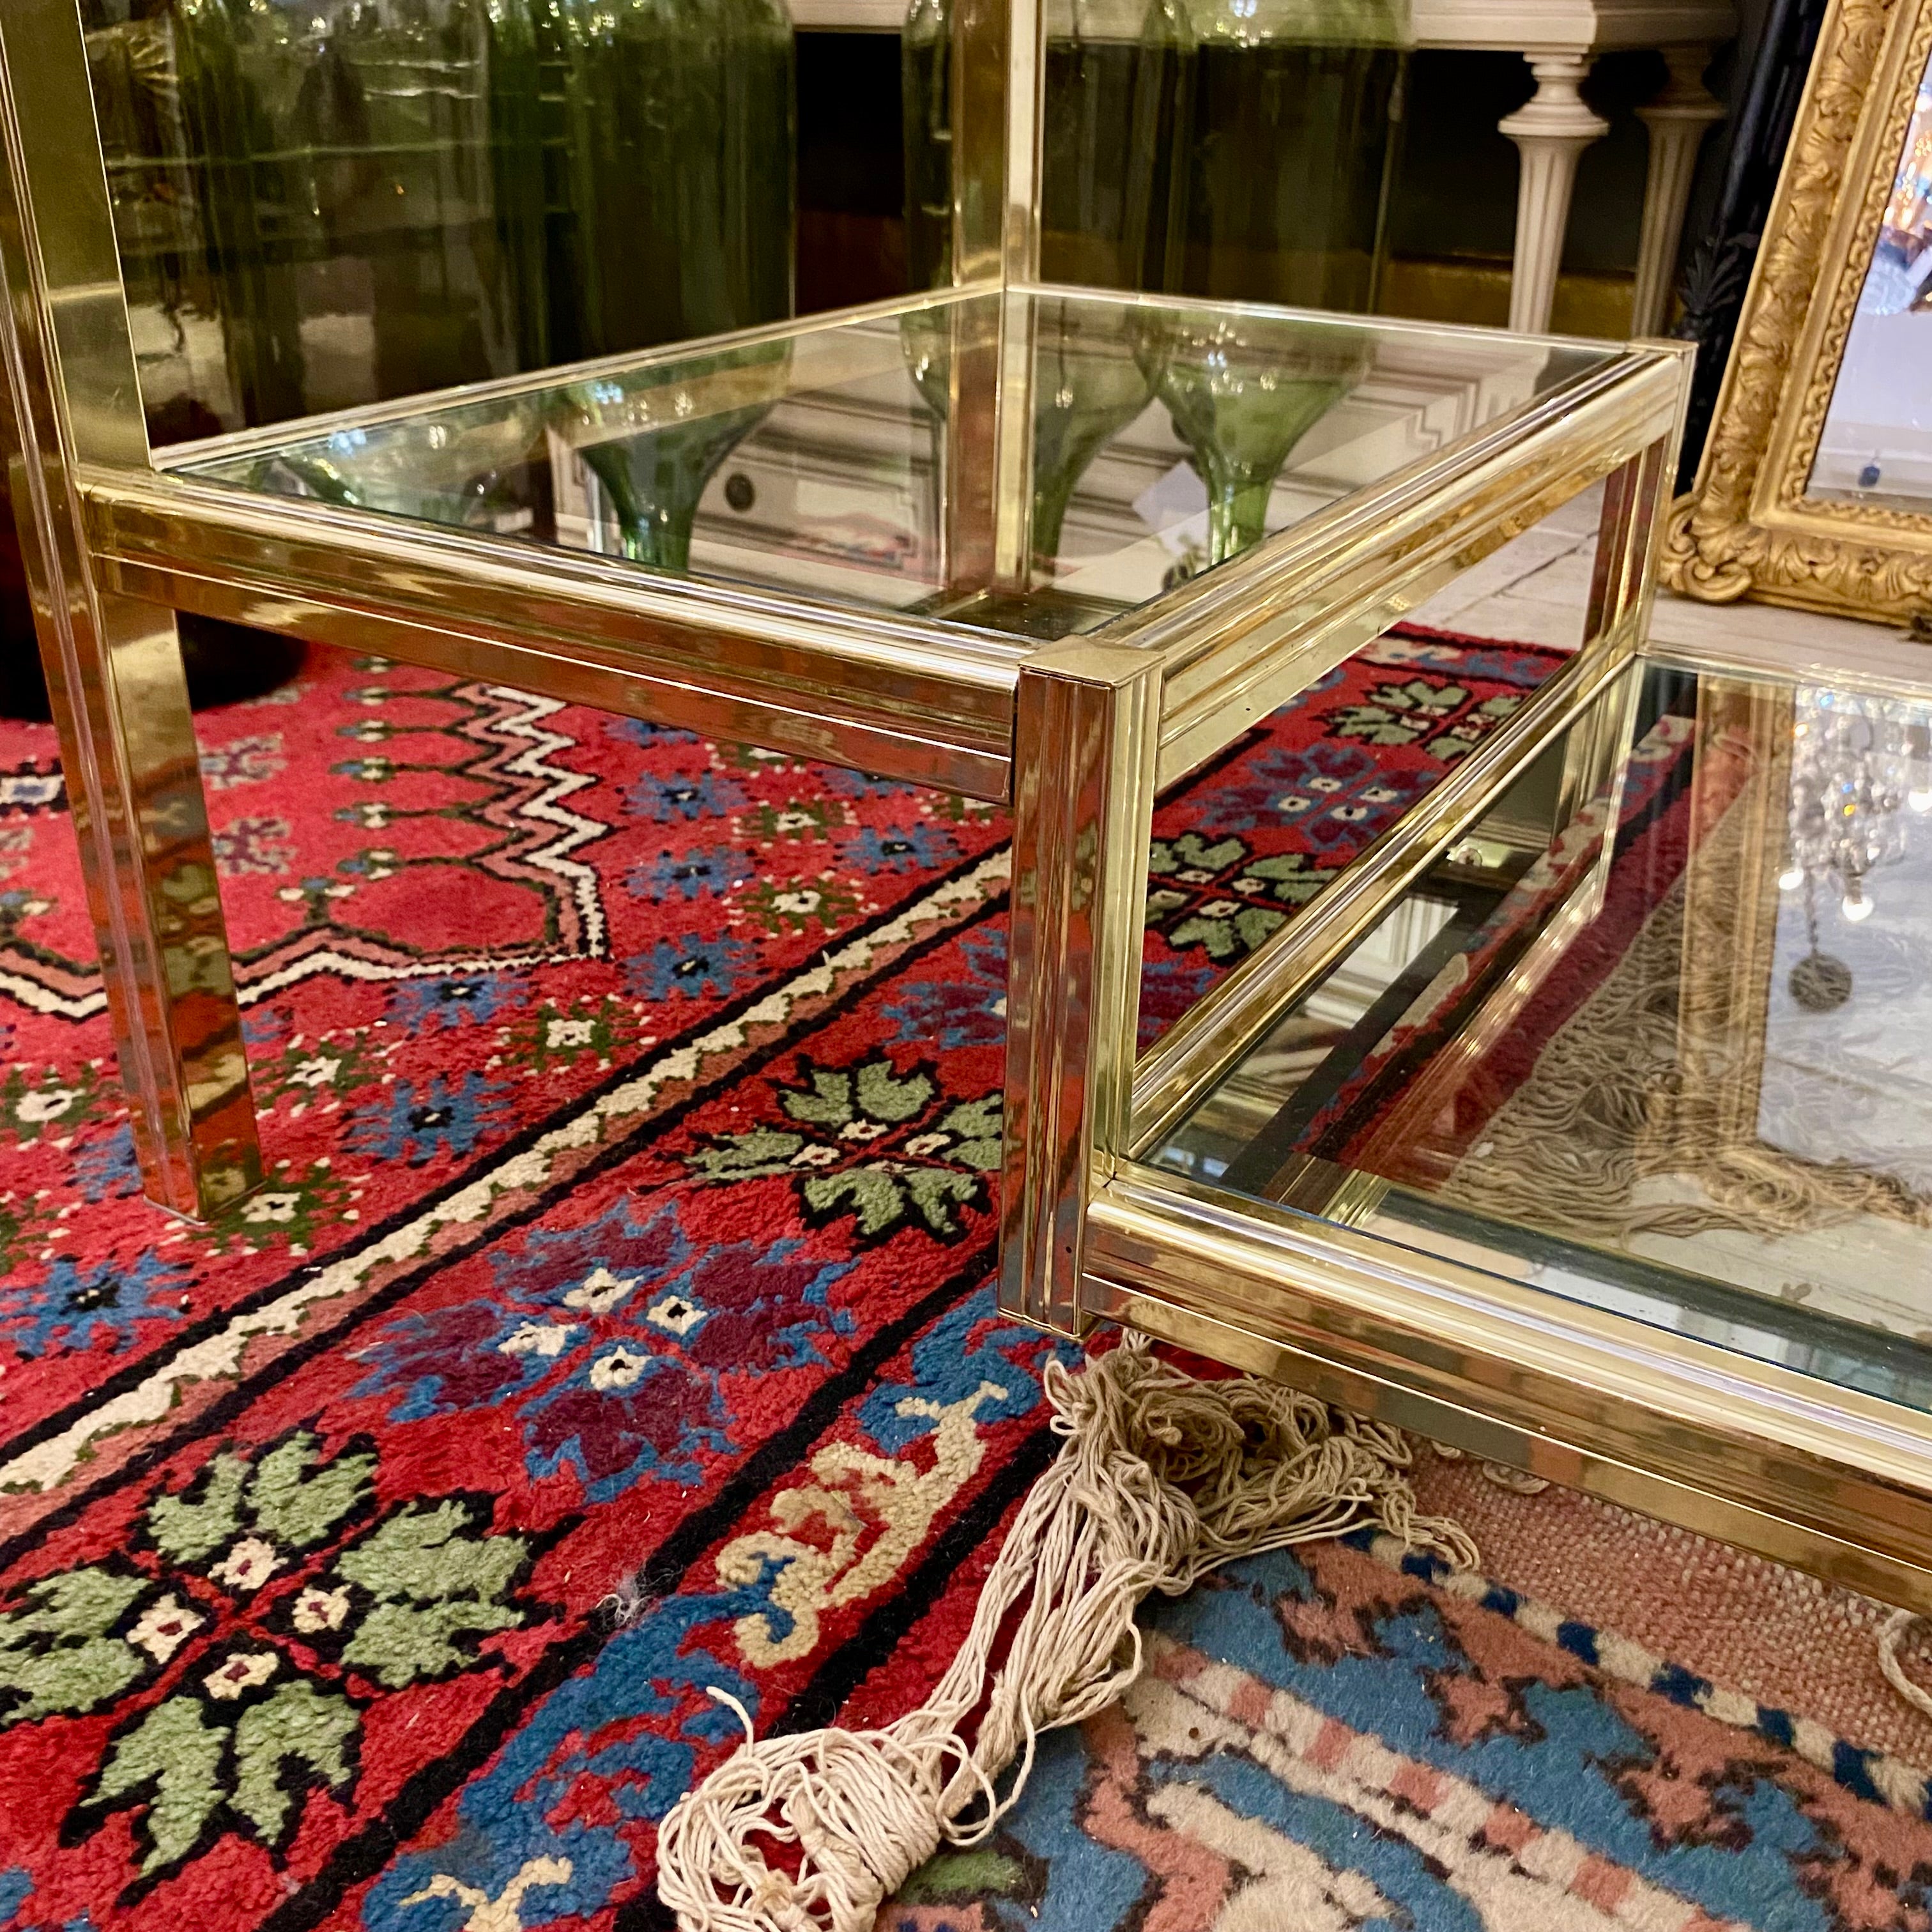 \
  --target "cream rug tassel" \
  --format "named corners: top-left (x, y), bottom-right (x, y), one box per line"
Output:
top-left (656, 1333), bottom-right (1477, 1932)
